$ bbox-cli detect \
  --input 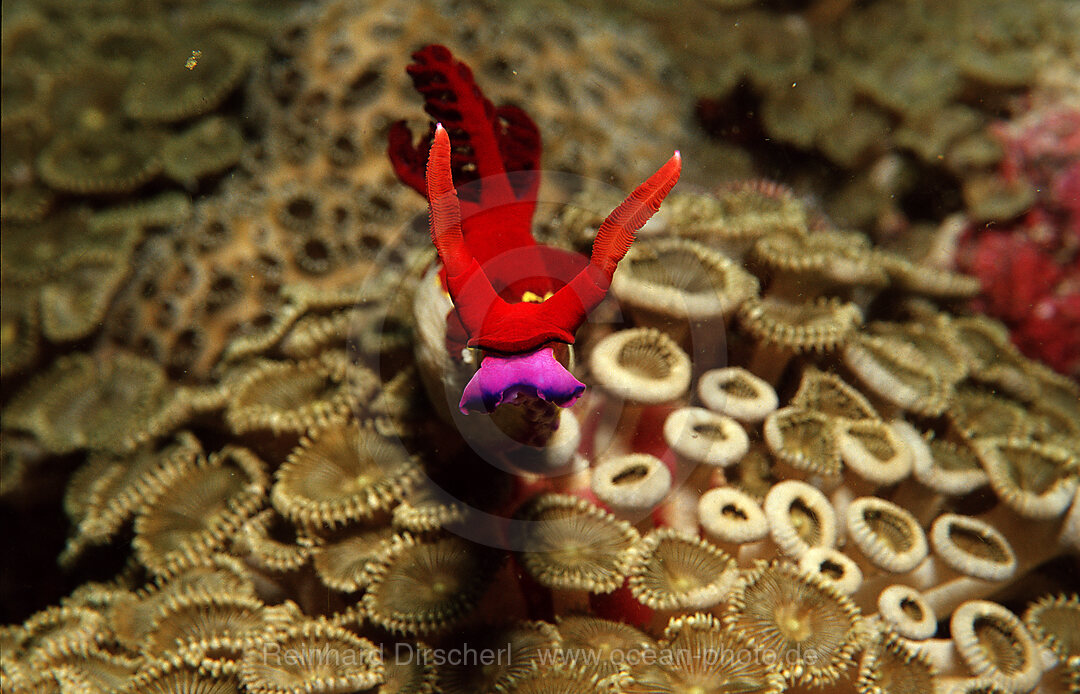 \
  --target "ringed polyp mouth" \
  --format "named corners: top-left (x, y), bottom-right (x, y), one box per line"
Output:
top-left (458, 346), bottom-right (585, 414)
